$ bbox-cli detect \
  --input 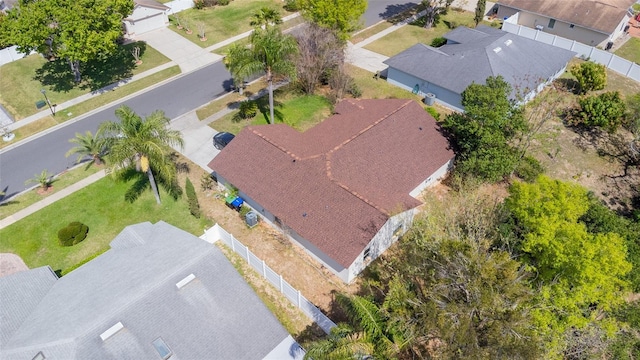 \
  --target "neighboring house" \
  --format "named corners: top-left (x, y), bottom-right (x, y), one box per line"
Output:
top-left (384, 26), bottom-right (575, 111)
top-left (123, 0), bottom-right (170, 36)
top-left (0, 221), bottom-right (304, 360)
top-left (0, 0), bottom-right (16, 13)
top-left (496, 0), bottom-right (635, 47)
top-left (208, 99), bottom-right (455, 283)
